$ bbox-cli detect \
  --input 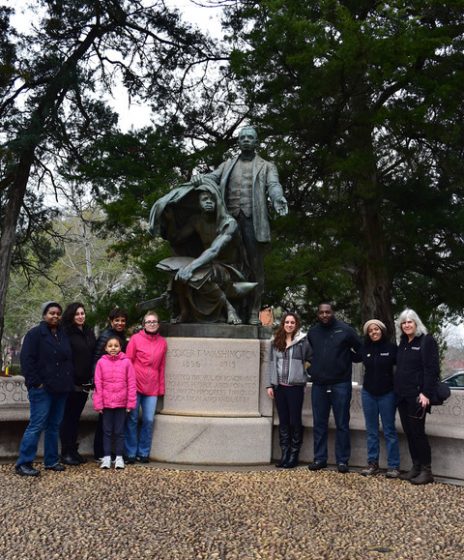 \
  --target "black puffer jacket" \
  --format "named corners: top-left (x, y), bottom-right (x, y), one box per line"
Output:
top-left (94, 327), bottom-right (127, 364)
top-left (65, 324), bottom-right (97, 386)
